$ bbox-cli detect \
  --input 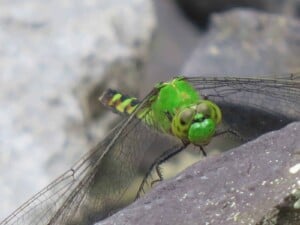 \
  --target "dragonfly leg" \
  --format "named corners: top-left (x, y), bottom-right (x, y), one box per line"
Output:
top-left (151, 165), bottom-right (163, 187)
top-left (199, 146), bottom-right (207, 156)
top-left (136, 143), bottom-right (189, 199)
top-left (215, 128), bottom-right (247, 142)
